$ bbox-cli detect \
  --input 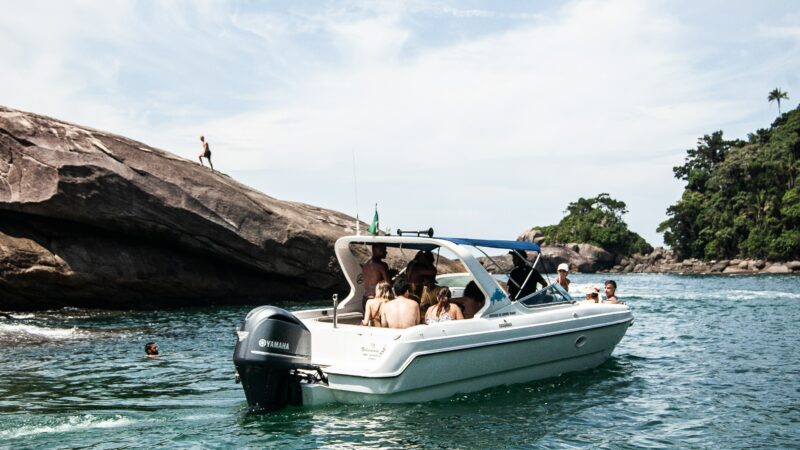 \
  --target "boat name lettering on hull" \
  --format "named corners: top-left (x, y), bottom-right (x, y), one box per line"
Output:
top-left (361, 343), bottom-right (386, 360)
top-left (488, 312), bottom-right (517, 318)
